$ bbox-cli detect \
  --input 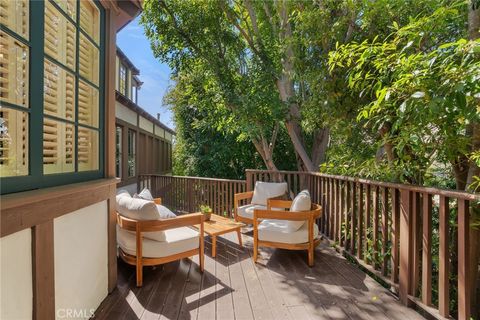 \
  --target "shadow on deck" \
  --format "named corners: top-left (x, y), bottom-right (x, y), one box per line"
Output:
top-left (93, 230), bottom-right (424, 320)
